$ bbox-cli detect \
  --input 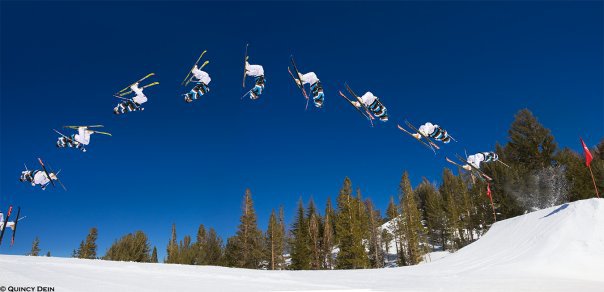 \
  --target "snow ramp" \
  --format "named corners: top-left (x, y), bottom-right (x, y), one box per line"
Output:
top-left (0, 199), bottom-right (602, 292)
